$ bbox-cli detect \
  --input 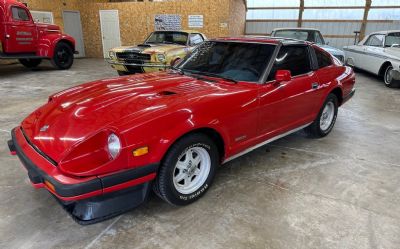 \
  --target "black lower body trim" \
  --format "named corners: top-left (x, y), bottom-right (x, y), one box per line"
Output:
top-left (56, 182), bottom-right (152, 225)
